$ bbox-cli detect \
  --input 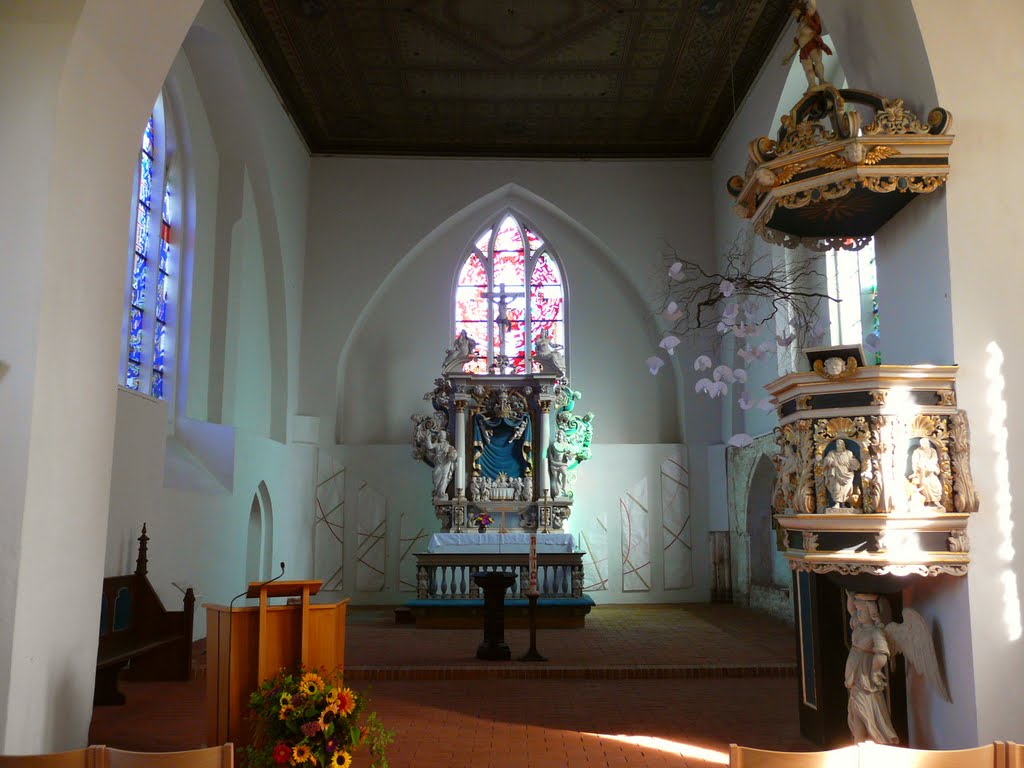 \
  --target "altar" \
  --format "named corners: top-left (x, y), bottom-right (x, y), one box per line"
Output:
top-left (406, 329), bottom-right (596, 627)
